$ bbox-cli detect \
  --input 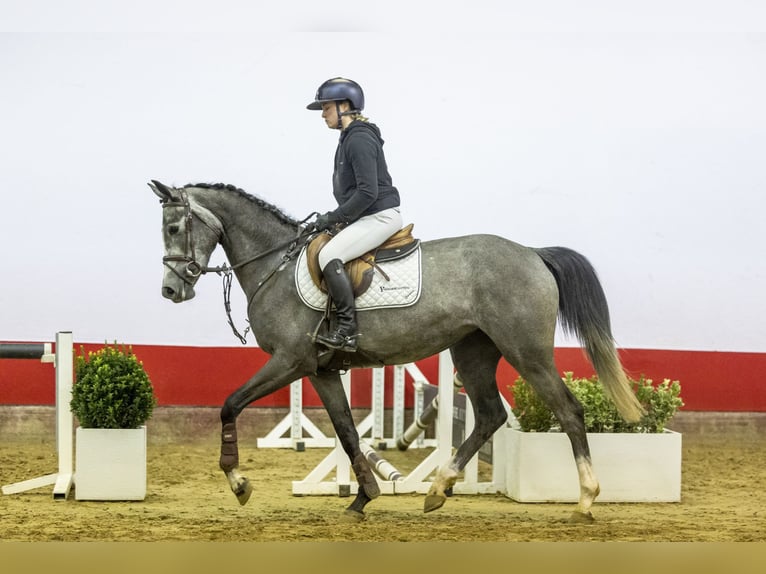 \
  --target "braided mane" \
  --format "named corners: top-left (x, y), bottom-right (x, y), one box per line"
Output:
top-left (183, 182), bottom-right (299, 226)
